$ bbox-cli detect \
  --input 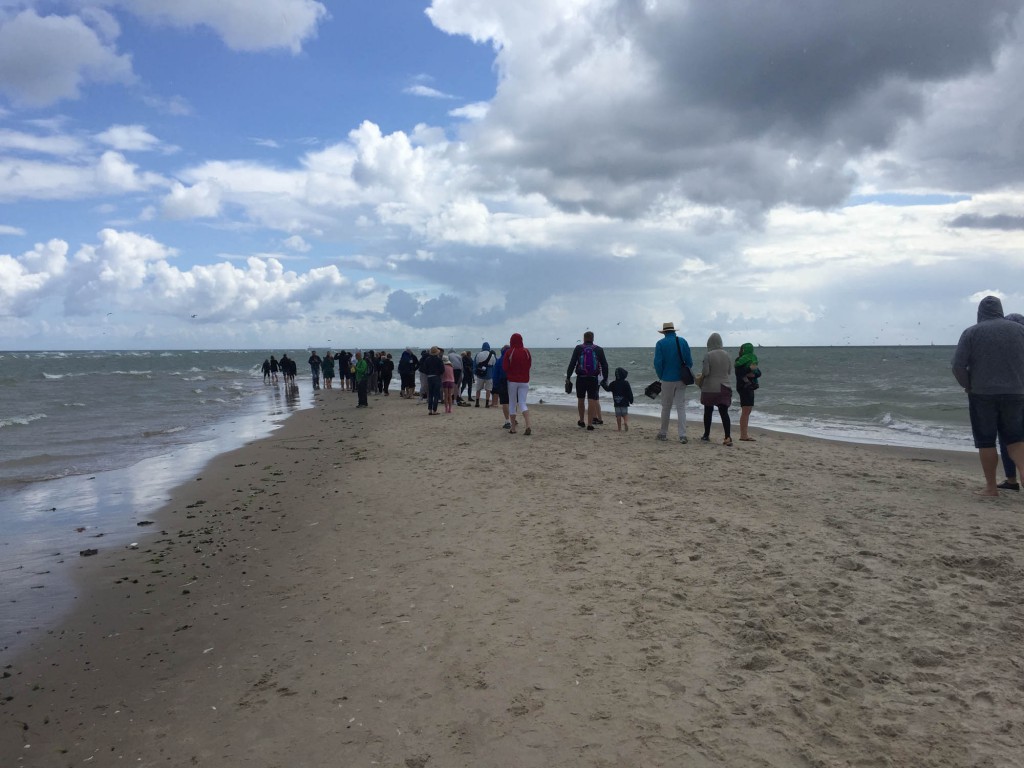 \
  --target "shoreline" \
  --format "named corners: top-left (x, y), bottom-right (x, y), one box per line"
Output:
top-left (2, 392), bottom-right (1017, 767)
